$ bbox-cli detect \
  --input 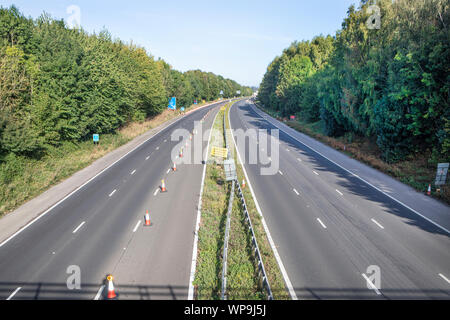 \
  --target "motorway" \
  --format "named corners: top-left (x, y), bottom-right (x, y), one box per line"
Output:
top-left (0, 101), bottom-right (223, 300)
top-left (229, 99), bottom-right (450, 299)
